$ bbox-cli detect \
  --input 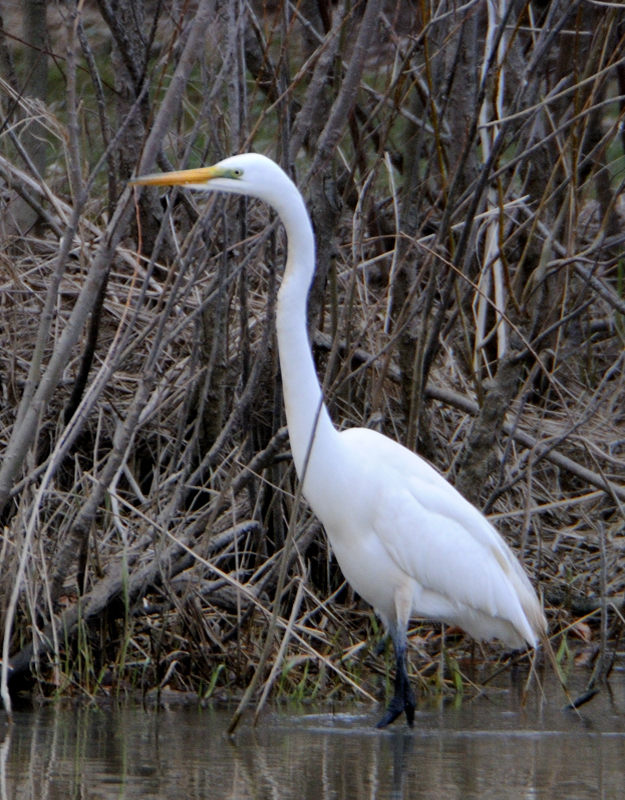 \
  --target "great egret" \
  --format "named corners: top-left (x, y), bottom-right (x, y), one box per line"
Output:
top-left (131, 154), bottom-right (547, 727)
